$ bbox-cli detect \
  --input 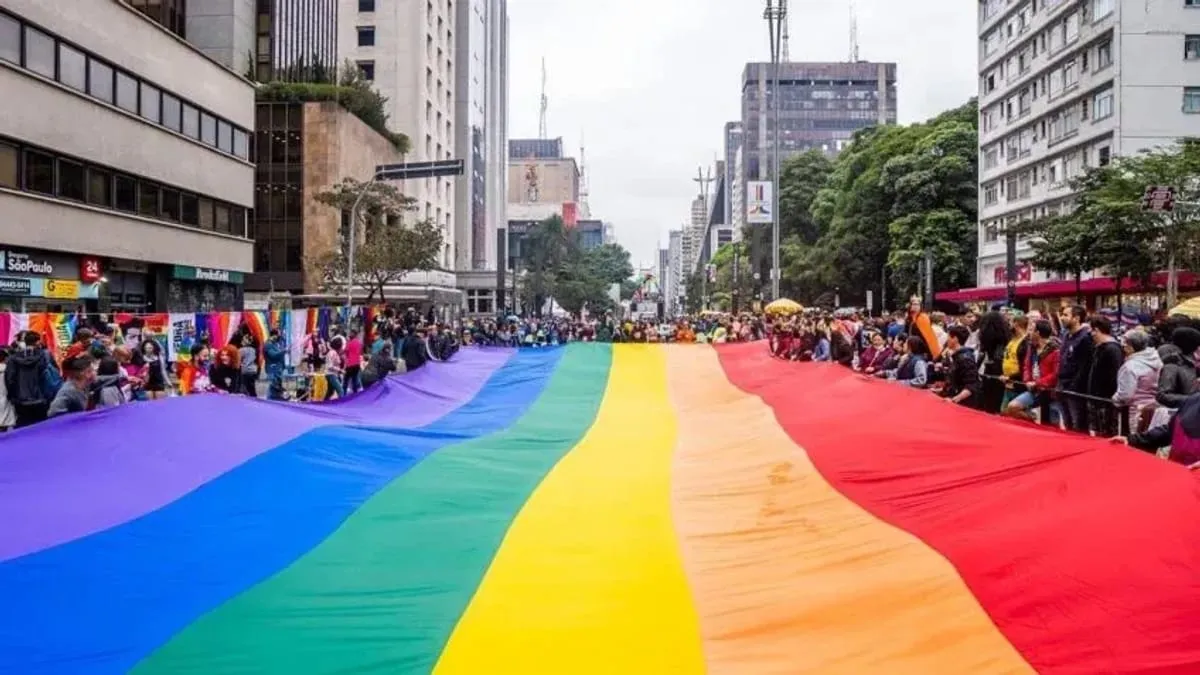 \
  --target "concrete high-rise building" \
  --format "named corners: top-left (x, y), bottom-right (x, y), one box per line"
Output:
top-left (339, 0), bottom-right (458, 271)
top-left (974, 0), bottom-right (1200, 290)
top-left (0, 0), bottom-right (254, 313)
top-left (452, 0), bottom-right (507, 315)
top-left (740, 61), bottom-right (896, 187)
top-left (667, 229), bottom-right (683, 317)
top-left (181, 0), bottom-right (337, 81)
top-left (723, 121), bottom-right (742, 227)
